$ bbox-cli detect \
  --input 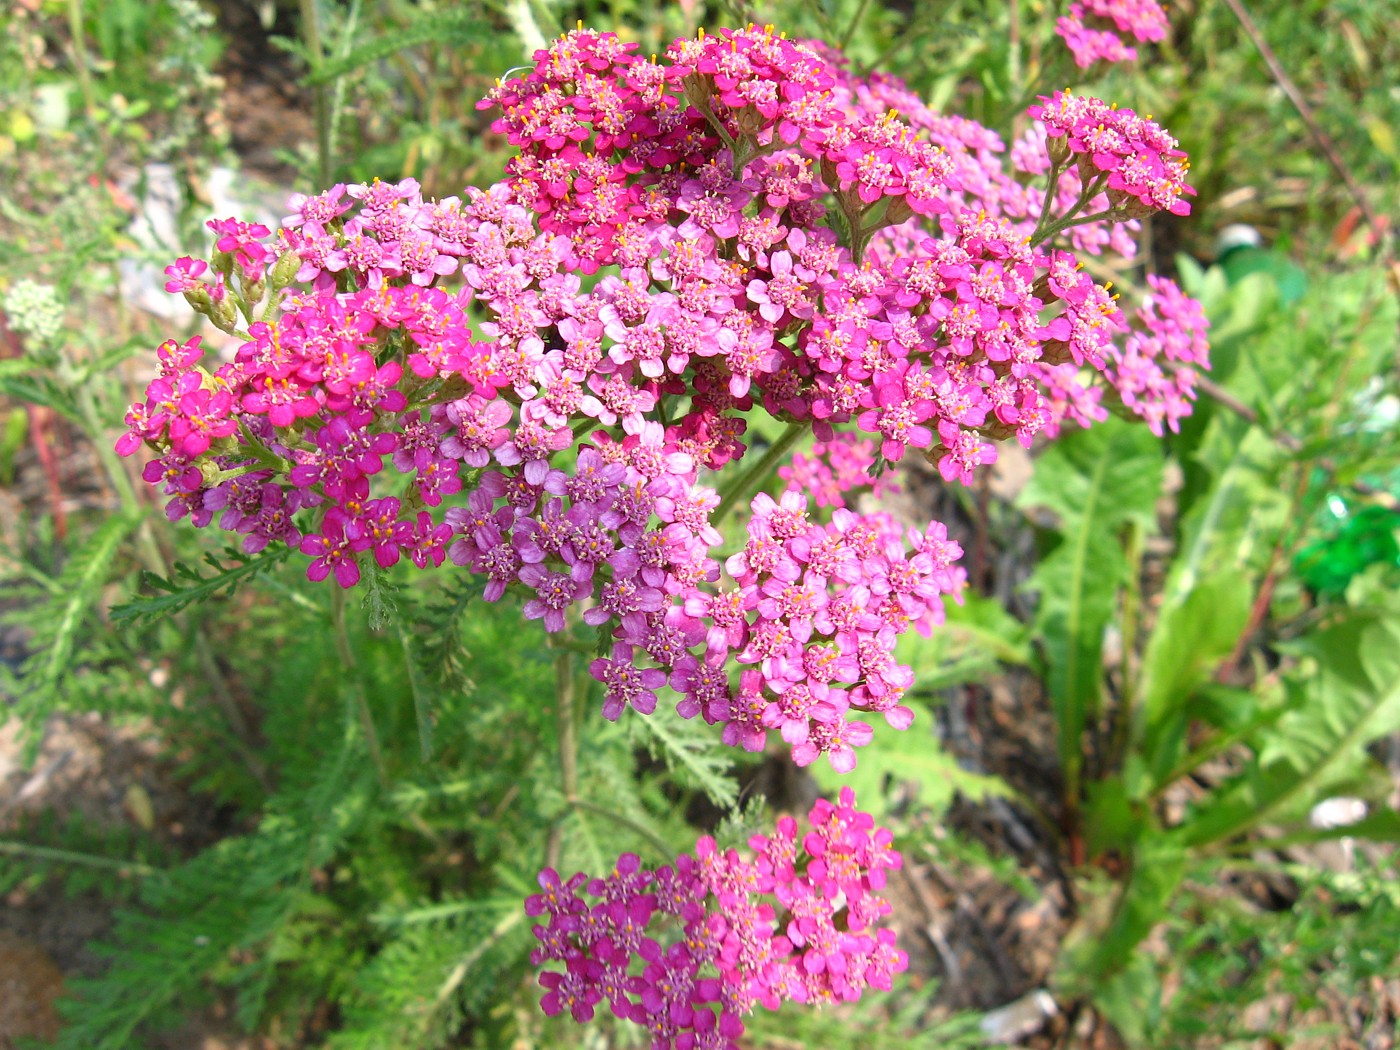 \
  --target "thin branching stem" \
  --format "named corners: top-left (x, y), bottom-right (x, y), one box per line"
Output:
top-left (567, 797), bottom-right (674, 861)
top-left (0, 839), bottom-right (162, 878)
top-left (838, 0), bottom-right (875, 50)
top-left (299, 0), bottom-right (333, 186)
top-left (713, 420), bottom-right (807, 527)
